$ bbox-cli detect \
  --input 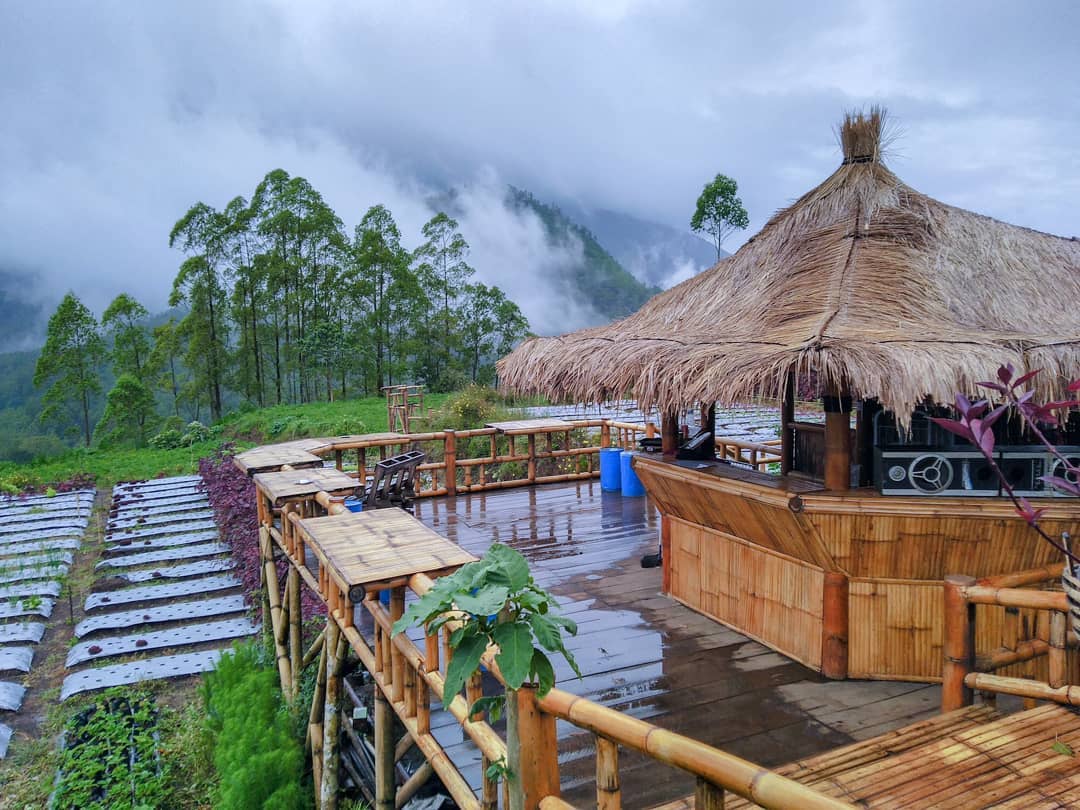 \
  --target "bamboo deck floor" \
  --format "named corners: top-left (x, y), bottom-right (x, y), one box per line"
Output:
top-left (351, 481), bottom-right (945, 808)
top-left (653, 702), bottom-right (1080, 809)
